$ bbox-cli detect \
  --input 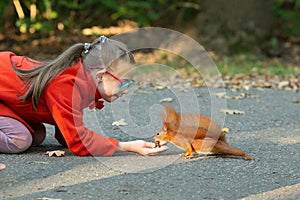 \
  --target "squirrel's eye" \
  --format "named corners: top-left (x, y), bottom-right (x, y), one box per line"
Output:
top-left (156, 133), bottom-right (159, 135)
